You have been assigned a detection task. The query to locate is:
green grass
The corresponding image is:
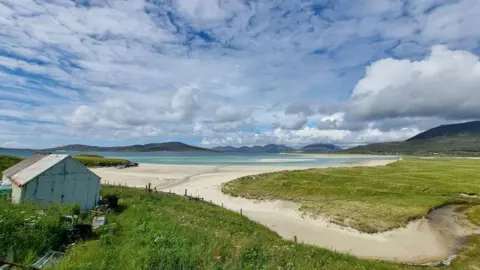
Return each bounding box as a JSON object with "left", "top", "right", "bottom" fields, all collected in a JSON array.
[
  {"left": 468, "top": 206, "right": 480, "bottom": 226},
  {"left": 73, "top": 154, "right": 105, "bottom": 159},
  {"left": 222, "top": 157, "right": 480, "bottom": 233},
  {"left": 0, "top": 197, "right": 72, "bottom": 265},
  {"left": 72, "top": 155, "right": 131, "bottom": 167},
  {"left": 0, "top": 154, "right": 23, "bottom": 178},
  {"left": 54, "top": 186, "right": 408, "bottom": 270}
]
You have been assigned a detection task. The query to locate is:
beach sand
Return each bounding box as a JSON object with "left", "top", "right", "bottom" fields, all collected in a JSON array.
[{"left": 92, "top": 158, "right": 477, "bottom": 264}]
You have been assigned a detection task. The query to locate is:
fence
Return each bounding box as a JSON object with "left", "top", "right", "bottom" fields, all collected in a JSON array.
[{"left": 102, "top": 181, "right": 300, "bottom": 243}]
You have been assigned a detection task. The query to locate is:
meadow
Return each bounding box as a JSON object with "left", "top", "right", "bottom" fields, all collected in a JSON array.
[{"left": 223, "top": 157, "right": 480, "bottom": 233}]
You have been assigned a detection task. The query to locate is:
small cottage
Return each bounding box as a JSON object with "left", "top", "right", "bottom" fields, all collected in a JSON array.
[{"left": 2, "top": 153, "right": 101, "bottom": 210}]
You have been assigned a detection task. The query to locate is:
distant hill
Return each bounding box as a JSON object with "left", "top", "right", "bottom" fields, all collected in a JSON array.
[
  {"left": 407, "top": 121, "right": 480, "bottom": 141},
  {"left": 45, "top": 142, "right": 213, "bottom": 152},
  {"left": 346, "top": 121, "right": 480, "bottom": 156},
  {"left": 211, "top": 144, "right": 294, "bottom": 153},
  {"left": 301, "top": 143, "right": 342, "bottom": 152}
]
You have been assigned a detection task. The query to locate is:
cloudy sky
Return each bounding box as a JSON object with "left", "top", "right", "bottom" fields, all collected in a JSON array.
[{"left": 1, "top": 0, "right": 480, "bottom": 149}]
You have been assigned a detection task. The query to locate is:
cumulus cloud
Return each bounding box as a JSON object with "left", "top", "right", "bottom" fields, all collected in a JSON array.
[
  {"left": 1, "top": 0, "right": 480, "bottom": 148},
  {"left": 273, "top": 115, "right": 308, "bottom": 131},
  {"left": 349, "top": 46, "right": 480, "bottom": 121},
  {"left": 214, "top": 105, "right": 247, "bottom": 123},
  {"left": 202, "top": 126, "right": 419, "bottom": 148}
]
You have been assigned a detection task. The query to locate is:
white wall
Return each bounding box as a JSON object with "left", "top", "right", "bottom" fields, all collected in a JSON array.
[{"left": 19, "top": 157, "right": 100, "bottom": 210}]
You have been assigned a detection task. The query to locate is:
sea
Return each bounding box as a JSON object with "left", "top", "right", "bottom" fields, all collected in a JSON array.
[{"left": 0, "top": 149, "right": 397, "bottom": 167}]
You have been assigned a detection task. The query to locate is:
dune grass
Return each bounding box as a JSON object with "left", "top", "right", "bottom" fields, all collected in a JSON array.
[{"left": 222, "top": 157, "right": 480, "bottom": 233}]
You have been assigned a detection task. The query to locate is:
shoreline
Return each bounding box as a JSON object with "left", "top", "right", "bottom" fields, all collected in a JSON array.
[{"left": 91, "top": 157, "right": 478, "bottom": 264}]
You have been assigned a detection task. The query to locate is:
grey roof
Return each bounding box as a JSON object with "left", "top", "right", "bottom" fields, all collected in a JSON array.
[
  {"left": 4, "top": 154, "right": 70, "bottom": 186},
  {"left": 2, "top": 153, "right": 50, "bottom": 178}
]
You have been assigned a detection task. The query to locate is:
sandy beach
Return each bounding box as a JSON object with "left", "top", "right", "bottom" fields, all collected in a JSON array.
[{"left": 92, "top": 158, "right": 477, "bottom": 264}]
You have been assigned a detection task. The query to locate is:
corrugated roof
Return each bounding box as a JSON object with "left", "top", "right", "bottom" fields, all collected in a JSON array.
[
  {"left": 2, "top": 153, "right": 49, "bottom": 178},
  {"left": 9, "top": 154, "right": 69, "bottom": 186}
]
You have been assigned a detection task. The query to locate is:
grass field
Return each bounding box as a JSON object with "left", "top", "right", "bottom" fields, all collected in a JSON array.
[
  {"left": 55, "top": 186, "right": 410, "bottom": 270},
  {"left": 222, "top": 158, "right": 480, "bottom": 233}
]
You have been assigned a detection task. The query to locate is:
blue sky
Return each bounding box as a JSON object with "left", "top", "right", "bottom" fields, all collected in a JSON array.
[{"left": 1, "top": 0, "right": 480, "bottom": 148}]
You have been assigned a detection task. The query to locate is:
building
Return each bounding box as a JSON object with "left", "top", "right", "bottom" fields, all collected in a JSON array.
[{"left": 2, "top": 153, "right": 101, "bottom": 210}]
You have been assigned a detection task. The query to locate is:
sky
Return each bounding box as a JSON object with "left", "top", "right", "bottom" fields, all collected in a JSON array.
[{"left": 0, "top": 0, "right": 480, "bottom": 149}]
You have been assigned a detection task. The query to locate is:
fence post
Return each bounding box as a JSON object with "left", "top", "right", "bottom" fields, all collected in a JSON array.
[
  {"left": 154, "top": 187, "right": 157, "bottom": 193},
  {"left": 240, "top": 208, "right": 243, "bottom": 215},
  {"left": 294, "top": 235, "right": 297, "bottom": 243},
  {"left": 184, "top": 189, "right": 187, "bottom": 196},
  {"left": 148, "top": 183, "right": 151, "bottom": 192},
  {"left": 221, "top": 203, "right": 223, "bottom": 208}
]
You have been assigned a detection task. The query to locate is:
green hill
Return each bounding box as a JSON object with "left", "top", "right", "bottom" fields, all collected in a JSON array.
[
  {"left": 407, "top": 121, "right": 480, "bottom": 141},
  {"left": 346, "top": 121, "right": 480, "bottom": 156},
  {"left": 45, "top": 142, "right": 213, "bottom": 152}
]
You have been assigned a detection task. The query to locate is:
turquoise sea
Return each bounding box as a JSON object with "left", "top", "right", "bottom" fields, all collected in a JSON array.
[{"left": 0, "top": 149, "right": 397, "bottom": 167}]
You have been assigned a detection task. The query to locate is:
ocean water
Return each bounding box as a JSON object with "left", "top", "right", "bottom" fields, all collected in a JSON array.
[{"left": 0, "top": 149, "right": 397, "bottom": 167}]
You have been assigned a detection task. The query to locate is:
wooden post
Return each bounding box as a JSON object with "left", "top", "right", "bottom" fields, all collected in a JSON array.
[
  {"left": 145, "top": 185, "right": 148, "bottom": 192},
  {"left": 184, "top": 189, "right": 187, "bottom": 196},
  {"left": 148, "top": 183, "right": 151, "bottom": 192},
  {"left": 169, "top": 189, "right": 171, "bottom": 193},
  {"left": 154, "top": 187, "right": 157, "bottom": 193},
  {"left": 221, "top": 203, "right": 223, "bottom": 208},
  {"left": 294, "top": 235, "right": 297, "bottom": 243},
  {"left": 240, "top": 208, "right": 243, "bottom": 215}
]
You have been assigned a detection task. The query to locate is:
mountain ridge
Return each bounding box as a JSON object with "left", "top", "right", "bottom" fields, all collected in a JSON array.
[
  {"left": 301, "top": 143, "right": 342, "bottom": 152},
  {"left": 44, "top": 142, "right": 214, "bottom": 152},
  {"left": 346, "top": 120, "right": 480, "bottom": 156}
]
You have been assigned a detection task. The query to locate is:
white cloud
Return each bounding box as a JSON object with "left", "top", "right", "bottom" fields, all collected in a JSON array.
[
  {"left": 349, "top": 46, "right": 480, "bottom": 121},
  {"left": 202, "top": 126, "right": 419, "bottom": 148},
  {"left": 0, "top": 0, "right": 480, "bottom": 148},
  {"left": 214, "top": 104, "right": 246, "bottom": 123},
  {"left": 1, "top": 141, "right": 30, "bottom": 149}
]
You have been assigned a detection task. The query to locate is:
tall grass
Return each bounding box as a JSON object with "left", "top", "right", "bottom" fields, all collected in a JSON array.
[{"left": 0, "top": 198, "right": 71, "bottom": 265}]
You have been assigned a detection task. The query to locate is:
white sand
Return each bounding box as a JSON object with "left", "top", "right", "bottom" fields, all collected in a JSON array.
[
  {"left": 257, "top": 158, "right": 317, "bottom": 162},
  {"left": 92, "top": 158, "right": 476, "bottom": 264}
]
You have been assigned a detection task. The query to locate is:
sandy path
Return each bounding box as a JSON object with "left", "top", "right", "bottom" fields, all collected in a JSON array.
[{"left": 92, "top": 158, "right": 477, "bottom": 264}]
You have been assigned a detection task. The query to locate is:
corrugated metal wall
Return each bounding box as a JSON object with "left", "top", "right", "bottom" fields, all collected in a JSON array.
[{"left": 19, "top": 157, "right": 100, "bottom": 210}]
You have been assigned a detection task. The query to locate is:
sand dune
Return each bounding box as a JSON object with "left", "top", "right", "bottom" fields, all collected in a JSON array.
[{"left": 92, "top": 158, "right": 478, "bottom": 264}]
